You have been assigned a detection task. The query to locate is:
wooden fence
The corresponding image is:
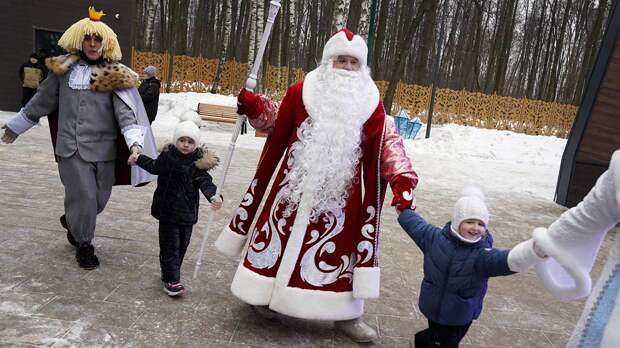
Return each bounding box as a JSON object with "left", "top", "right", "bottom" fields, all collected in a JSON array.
[{"left": 132, "top": 48, "right": 576, "bottom": 138}]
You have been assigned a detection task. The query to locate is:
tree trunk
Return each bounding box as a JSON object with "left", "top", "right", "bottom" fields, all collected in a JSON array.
[
  {"left": 384, "top": 0, "right": 433, "bottom": 114},
  {"left": 372, "top": 0, "right": 390, "bottom": 79},
  {"left": 546, "top": 0, "right": 572, "bottom": 101},
  {"left": 211, "top": 0, "right": 232, "bottom": 93},
  {"left": 357, "top": 0, "right": 372, "bottom": 39},
  {"left": 413, "top": 0, "right": 438, "bottom": 85},
  {"left": 287, "top": 0, "right": 297, "bottom": 85},
  {"left": 331, "top": 0, "right": 351, "bottom": 33},
  {"left": 574, "top": 0, "right": 609, "bottom": 104}
]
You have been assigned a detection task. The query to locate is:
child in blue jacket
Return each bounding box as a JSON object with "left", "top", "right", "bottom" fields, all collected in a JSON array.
[{"left": 398, "top": 187, "right": 546, "bottom": 347}]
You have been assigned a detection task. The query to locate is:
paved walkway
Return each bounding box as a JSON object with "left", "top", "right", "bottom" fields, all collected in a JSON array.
[{"left": 0, "top": 115, "right": 611, "bottom": 347}]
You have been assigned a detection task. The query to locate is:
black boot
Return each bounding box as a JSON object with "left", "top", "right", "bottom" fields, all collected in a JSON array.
[
  {"left": 76, "top": 243, "right": 99, "bottom": 270},
  {"left": 60, "top": 215, "right": 77, "bottom": 247}
]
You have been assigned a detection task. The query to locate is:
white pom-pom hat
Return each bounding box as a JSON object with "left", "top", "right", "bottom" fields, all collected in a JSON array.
[
  {"left": 173, "top": 121, "right": 200, "bottom": 145},
  {"left": 321, "top": 28, "right": 368, "bottom": 66},
  {"left": 179, "top": 110, "right": 202, "bottom": 127},
  {"left": 452, "top": 186, "right": 489, "bottom": 229}
]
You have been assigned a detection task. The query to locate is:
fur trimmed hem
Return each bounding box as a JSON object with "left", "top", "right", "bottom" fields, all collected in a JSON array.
[
  {"left": 352, "top": 267, "right": 381, "bottom": 299},
  {"left": 231, "top": 263, "right": 274, "bottom": 305},
  {"left": 231, "top": 263, "right": 364, "bottom": 320},
  {"left": 215, "top": 225, "right": 247, "bottom": 257},
  {"left": 269, "top": 283, "right": 364, "bottom": 321},
  {"left": 45, "top": 54, "right": 139, "bottom": 91}
]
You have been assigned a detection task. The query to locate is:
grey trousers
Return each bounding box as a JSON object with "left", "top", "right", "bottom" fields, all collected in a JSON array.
[{"left": 57, "top": 152, "right": 115, "bottom": 244}]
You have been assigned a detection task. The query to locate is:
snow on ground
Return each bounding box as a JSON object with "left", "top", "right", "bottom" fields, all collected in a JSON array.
[
  {"left": 0, "top": 91, "right": 567, "bottom": 201},
  {"left": 155, "top": 92, "right": 566, "bottom": 201}
]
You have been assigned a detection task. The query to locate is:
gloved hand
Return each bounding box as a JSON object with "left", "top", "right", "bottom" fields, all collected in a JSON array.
[
  {"left": 237, "top": 88, "right": 263, "bottom": 119},
  {"left": 390, "top": 175, "right": 416, "bottom": 211},
  {"left": 210, "top": 195, "right": 223, "bottom": 210},
  {"left": 1, "top": 125, "right": 18, "bottom": 144}
]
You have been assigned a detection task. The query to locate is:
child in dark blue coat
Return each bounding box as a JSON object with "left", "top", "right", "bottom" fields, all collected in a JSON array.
[
  {"left": 129, "top": 118, "right": 222, "bottom": 297},
  {"left": 398, "top": 187, "right": 546, "bottom": 347}
]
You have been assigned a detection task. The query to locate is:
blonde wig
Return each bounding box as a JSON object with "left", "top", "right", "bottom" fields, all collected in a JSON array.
[{"left": 57, "top": 7, "right": 122, "bottom": 62}]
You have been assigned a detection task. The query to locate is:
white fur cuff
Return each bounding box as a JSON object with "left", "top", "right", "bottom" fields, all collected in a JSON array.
[
  {"left": 6, "top": 109, "right": 36, "bottom": 135},
  {"left": 352, "top": 267, "right": 380, "bottom": 299},
  {"left": 215, "top": 225, "right": 248, "bottom": 257},
  {"left": 533, "top": 227, "right": 592, "bottom": 300},
  {"left": 611, "top": 150, "right": 620, "bottom": 213},
  {"left": 121, "top": 125, "right": 146, "bottom": 148},
  {"left": 507, "top": 238, "right": 547, "bottom": 273}
]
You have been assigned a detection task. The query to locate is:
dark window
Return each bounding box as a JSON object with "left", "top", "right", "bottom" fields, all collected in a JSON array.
[{"left": 35, "top": 29, "right": 65, "bottom": 59}]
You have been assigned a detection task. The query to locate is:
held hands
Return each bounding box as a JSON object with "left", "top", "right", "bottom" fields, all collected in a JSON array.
[
  {"left": 210, "top": 195, "right": 223, "bottom": 210},
  {"left": 1, "top": 125, "right": 18, "bottom": 144},
  {"left": 127, "top": 144, "right": 142, "bottom": 165}
]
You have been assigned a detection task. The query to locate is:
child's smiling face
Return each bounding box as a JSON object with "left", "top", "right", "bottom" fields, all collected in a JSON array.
[
  {"left": 458, "top": 219, "right": 486, "bottom": 241},
  {"left": 175, "top": 136, "right": 196, "bottom": 155}
]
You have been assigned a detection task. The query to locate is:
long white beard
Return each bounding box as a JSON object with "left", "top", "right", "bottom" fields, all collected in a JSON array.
[{"left": 282, "top": 63, "right": 375, "bottom": 220}]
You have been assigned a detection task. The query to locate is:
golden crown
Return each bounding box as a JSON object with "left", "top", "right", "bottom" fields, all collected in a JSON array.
[{"left": 88, "top": 6, "right": 105, "bottom": 21}]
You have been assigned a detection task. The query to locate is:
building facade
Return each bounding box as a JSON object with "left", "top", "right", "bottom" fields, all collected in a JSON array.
[{"left": 0, "top": 0, "right": 134, "bottom": 112}]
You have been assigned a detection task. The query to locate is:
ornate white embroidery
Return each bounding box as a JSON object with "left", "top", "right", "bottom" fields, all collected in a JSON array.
[
  {"left": 357, "top": 206, "right": 376, "bottom": 265},
  {"left": 403, "top": 188, "right": 414, "bottom": 201},
  {"left": 299, "top": 209, "right": 354, "bottom": 286},
  {"left": 232, "top": 179, "right": 257, "bottom": 233},
  {"left": 361, "top": 206, "right": 376, "bottom": 240}
]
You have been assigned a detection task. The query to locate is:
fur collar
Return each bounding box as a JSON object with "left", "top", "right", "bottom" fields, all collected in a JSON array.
[
  {"left": 161, "top": 143, "right": 220, "bottom": 171},
  {"left": 45, "top": 54, "right": 139, "bottom": 91}
]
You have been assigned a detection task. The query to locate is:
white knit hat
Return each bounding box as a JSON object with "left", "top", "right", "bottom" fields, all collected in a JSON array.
[
  {"left": 173, "top": 121, "right": 200, "bottom": 145},
  {"left": 321, "top": 28, "right": 368, "bottom": 66},
  {"left": 452, "top": 186, "right": 489, "bottom": 229}
]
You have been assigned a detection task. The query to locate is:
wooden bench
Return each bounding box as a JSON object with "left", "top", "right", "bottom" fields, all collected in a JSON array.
[{"left": 197, "top": 102, "right": 268, "bottom": 137}]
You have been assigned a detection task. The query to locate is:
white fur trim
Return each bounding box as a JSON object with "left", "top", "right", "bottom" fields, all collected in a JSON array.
[
  {"left": 230, "top": 262, "right": 274, "bottom": 305},
  {"left": 507, "top": 239, "right": 546, "bottom": 272},
  {"left": 6, "top": 109, "right": 36, "bottom": 135},
  {"left": 214, "top": 225, "right": 248, "bottom": 257},
  {"left": 352, "top": 267, "right": 380, "bottom": 299},
  {"left": 321, "top": 30, "right": 368, "bottom": 66},
  {"left": 269, "top": 283, "right": 363, "bottom": 321},
  {"left": 274, "top": 192, "right": 312, "bottom": 287},
  {"left": 302, "top": 69, "right": 379, "bottom": 126},
  {"left": 121, "top": 125, "right": 146, "bottom": 148},
  {"left": 533, "top": 227, "right": 592, "bottom": 300},
  {"left": 611, "top": 150, "right": 620, "bottom": 213}
]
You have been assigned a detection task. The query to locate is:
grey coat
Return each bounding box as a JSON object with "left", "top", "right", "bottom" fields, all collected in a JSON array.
[{"left": 22, "top": 60, "right": 138, "bottom": 162}]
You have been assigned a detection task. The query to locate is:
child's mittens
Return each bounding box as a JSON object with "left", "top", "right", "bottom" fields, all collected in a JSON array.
[{"left": 507, "top": 238, "right": 548, "bottom": 273}]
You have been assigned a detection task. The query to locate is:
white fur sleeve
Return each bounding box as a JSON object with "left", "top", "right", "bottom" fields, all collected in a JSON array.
[{"left": 507, "top": 238, "right": 547, "bottom": 272}]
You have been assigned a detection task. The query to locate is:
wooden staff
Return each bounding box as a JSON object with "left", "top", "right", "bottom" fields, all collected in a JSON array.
[{"left": 194, "top": 0, "right": 282, "bottom": 279}]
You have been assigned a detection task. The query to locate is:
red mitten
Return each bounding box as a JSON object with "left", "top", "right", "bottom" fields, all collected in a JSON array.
[
  {"left": 237, "top": 88, "right": 264, "bottom": 119},
  {"left": 390, "top": 175, "right": 416, "bottom": 211}
]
